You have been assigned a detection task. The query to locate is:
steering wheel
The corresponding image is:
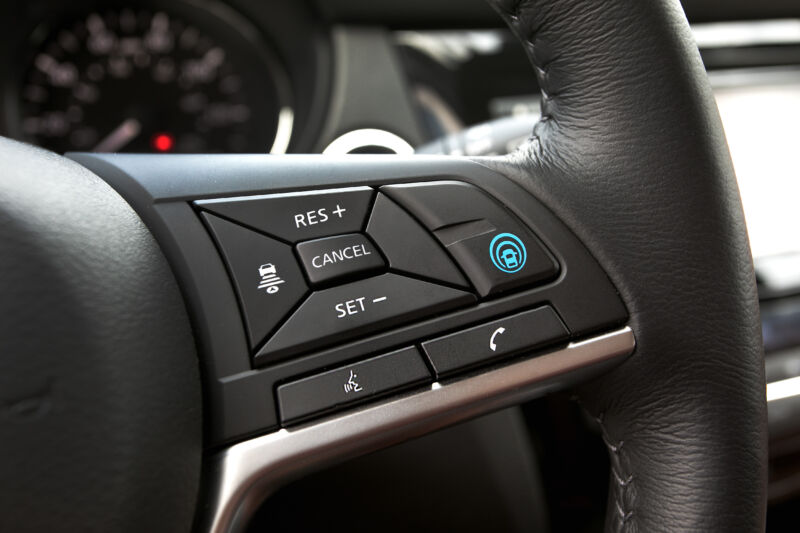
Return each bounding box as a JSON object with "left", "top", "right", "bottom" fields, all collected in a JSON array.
[{"left": 0, "top": 0, "right": 766, "bottom": 531}]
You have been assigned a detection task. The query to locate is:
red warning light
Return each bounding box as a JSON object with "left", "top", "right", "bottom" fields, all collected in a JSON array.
[{"left": 152, "top": 133, "right": 175, "bottom": 152}]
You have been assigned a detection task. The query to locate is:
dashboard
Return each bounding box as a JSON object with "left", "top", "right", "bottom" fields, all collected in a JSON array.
[{"left": 0, "top": 0, "right": 330, "bottom": 154}]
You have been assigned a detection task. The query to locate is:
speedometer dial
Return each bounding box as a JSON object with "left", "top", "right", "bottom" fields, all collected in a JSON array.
[{"left": 17, "top": 4, "right": 292, "bottom": 153}]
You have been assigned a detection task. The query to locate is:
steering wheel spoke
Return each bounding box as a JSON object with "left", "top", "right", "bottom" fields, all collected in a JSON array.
[{"left": 63, "top": 151, "right": 635, "bottom": 530}]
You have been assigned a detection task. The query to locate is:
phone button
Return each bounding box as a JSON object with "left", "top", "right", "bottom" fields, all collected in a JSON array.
[{"left": 421, "top": 306, "right": 569, "bottom": 377}]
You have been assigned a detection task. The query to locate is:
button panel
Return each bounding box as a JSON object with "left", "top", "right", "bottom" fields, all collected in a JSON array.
[
  {"left": 194, "top": 181, "right": 578, "bottom": 424},
  {"left": 421, "top": 306, "right": 569, "bottom": 377},
  {"left": 296, "top": 233, "right": 384, "bottom": 286},
  {"left": 195, "top": 182, "right": 566, "bottom": 369},
  {"left": 277, "top": 346, "right": 431, "bottom": 424},
  {"left": 255, "top": 273, "right": 475, "bottom": 365}
]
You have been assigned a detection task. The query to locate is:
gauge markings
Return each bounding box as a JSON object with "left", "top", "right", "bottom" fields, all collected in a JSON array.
[{"left": 18, "top": 6, "right": 285, "bottom": 153}]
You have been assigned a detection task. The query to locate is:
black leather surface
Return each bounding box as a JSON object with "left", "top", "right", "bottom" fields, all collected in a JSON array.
[
  {"left": 483, "top": 0, "right": 767, "bottom": 530},
  {"left": 0, "top": 138, "right": 202, "bottom": 532}
]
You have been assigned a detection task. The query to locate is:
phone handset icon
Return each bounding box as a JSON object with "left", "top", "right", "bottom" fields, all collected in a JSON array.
[{"left": 489, "top": 327, "right": 506, "bottom": 352}]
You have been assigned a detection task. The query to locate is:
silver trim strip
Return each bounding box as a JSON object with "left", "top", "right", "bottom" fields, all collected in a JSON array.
[
  {"left": 322, "top": 128, "right": 415, "bottom": 155},
  {"left": 204, "top": 326, "right": 635, "bottom": 533}
]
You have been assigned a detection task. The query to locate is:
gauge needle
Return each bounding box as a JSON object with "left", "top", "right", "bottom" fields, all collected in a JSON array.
[{"left": 93, "top": 118, "right": 142, "bottom": 152}]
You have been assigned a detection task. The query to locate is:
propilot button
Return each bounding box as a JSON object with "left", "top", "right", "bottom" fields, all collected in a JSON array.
[
  {"left": 296, "top": 233, "right": 385, "bottom": 285},
  {"left": 195, "top": 187, "right": 374, "bottom": 243},
  {"left": 382, "top": 181, "right": 558, "bottom": 297},
  {"left": 490, "top": 233, "right": 527, "bottom": 273}
]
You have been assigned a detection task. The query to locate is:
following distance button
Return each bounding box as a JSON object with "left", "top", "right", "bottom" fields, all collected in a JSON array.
[
  {"left": 296, "top": 233, "right": 385, "bottom": 285},
  {"left": 201, "top": 213, "right": 309, "bottom": 348},
  {"left": 421, "top": 306, "right": 569, "bottom": 377}
]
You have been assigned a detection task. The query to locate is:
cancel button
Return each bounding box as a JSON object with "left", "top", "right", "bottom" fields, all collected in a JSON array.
[{"left": 296, "top": 233, "right": 385, "bottom": 285}]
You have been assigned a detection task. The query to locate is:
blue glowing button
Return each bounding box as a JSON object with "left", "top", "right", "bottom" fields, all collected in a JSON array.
[
  {"left": 442, "top": 227, "right": 556, "bottom": 296},
  {"left": 490, "top": 233, "right": 527, "bottom": 273}
]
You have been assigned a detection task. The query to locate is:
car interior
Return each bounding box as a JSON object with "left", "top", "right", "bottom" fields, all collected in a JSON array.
[{"left": 1, "top": 0, "right": 798, "bottom": 531}]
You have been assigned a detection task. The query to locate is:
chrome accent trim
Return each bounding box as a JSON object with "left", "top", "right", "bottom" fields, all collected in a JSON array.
[
  {"left": 204, "top": 326, "right": 635, "bottom": 533},
  {"left": 322, "top": 128, "right": 415, "bottom": 155}
]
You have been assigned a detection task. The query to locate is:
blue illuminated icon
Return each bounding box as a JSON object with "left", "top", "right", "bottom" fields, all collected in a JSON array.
[{"left": 489, "top": 233, "right": 527, "bottom": 273}]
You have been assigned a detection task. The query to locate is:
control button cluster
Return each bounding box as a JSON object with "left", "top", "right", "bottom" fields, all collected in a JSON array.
[{"left": 195, "top": 181, "right": 562, "bottom": 366}]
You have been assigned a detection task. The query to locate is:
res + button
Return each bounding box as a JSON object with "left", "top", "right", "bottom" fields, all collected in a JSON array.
[{"left": 196, "top": 187, "right": 374, "bottom": 243}]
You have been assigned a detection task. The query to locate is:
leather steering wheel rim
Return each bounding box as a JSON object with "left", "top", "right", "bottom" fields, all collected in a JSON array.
[
  {"left": 485, "top": 0, "right": 767, "bottom": 530},
  {"left": 0, "top": 0, "right": 766, "bottom": 531}
]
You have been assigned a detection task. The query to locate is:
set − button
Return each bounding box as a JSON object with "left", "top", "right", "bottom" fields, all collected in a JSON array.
[
  {"left": 255, "top": 273, "right": 476, "bottom": 366},
  {"left": 296, "top": 233, "right": 385, "bottom": 285}
]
